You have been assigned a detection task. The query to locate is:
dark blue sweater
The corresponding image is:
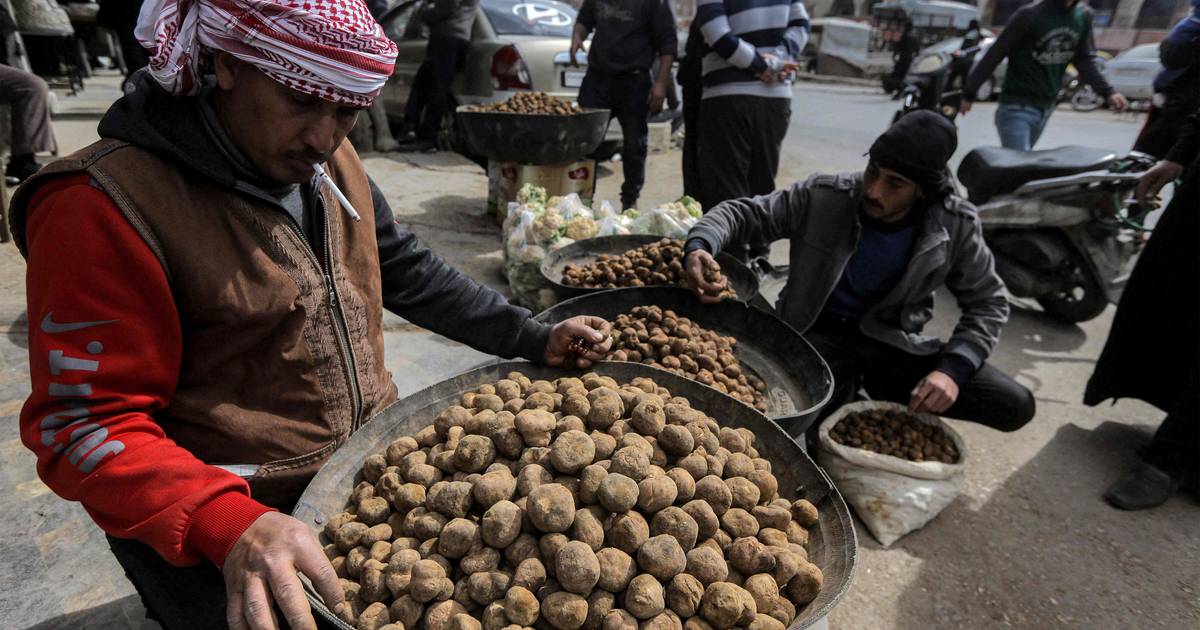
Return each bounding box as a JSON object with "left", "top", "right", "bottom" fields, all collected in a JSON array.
[{"left": 825, "top": 214, "right": 917, "bottom": 321}]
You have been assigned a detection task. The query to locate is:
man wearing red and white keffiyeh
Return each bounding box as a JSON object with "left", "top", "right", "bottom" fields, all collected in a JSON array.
[
  {"left": 12, "top": 1, "right": 615, "bottom": 629},
  {"left": 136, "top": 0, "right": 397, "bottom": 106}
]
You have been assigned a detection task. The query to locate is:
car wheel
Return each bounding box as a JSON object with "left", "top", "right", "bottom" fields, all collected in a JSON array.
[{"left": 975, "top": 78, "right": 995, "bottom": 101}]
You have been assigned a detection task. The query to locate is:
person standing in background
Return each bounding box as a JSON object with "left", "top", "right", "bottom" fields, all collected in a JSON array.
[
  {"left": 570, "top": 0, "right": 678, "bottom": 210},
  {"left": 886, "top": 20, "right": 920, "bottom": 97},
  {"left": 98, "top": 0, "right": 150, "bottom": 80},
  {"left": 1085, "top": 108, "right": 1198, "bottom": 511},
  {"left": 401, "top": 0, "right": 479, "bottom": 151},
  {"left": 678, "top": 18, "right": 704, "bottom": 200},
  {"left": 0, "top": 2, "right": 56, "bottom": 182},
  {"left": 694, "top": 0, "right": 810, "bottom": 260},
  {"left": 1133, "top": 0, "right": 1199, "bottom": 159},
  {"left": 946, "top": 19, "right": 983, "bottom": 92},
  {"left": 962, "top": 0, "right": 1126, "bottom": 151}
]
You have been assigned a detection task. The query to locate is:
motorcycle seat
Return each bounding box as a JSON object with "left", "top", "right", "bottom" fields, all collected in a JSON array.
[{"left": 957, "top": 145, "right": 1119, "bottom": 203}]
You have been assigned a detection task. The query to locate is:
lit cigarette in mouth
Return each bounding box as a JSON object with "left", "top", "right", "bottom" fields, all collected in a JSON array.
[{"left": 313, "top": 163, "right": 361, "bottom": 222}]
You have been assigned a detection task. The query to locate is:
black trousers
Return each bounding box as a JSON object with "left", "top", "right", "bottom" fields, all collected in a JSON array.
[
  {"left": 107, "top": 536, "right": 339, "bottom": 630},
  {"left": 404, "top": 34, "right": 468, "bottom": 141},
  {"left": 680, "top": 76, "right": 702, "bottom": 200},
  {"left": 1143, "top": 365, "right": 1199, "bottom": 484},
  {"left": 579, "top": 68, "right": 651, "bottom": 208},
  {"left": 806, "top": 316, "right": 1036, "bottom": 433},
  {"left": 697, "top": 95, "right": 790, "bottom": 258}
]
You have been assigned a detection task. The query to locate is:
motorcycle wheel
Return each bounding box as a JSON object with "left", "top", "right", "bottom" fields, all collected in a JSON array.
[
  {"left": 1071, "top": 85, "right": 1103, "bottom": 112},
  {"left": 1036, "top": 255, "right": 1109, "bottom": 323}
]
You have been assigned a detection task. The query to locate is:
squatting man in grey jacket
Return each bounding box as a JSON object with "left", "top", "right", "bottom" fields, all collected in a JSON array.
[{"left": 683, "top": 111, "right": 1036, "bottom": 431}]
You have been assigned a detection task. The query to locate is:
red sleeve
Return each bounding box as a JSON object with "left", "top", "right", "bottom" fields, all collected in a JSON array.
[{"left": 20, "top": 174, "right": 273, "bottom": 568}]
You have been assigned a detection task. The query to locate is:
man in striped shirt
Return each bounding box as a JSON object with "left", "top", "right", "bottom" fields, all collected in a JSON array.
[{"left": 694, "top": 0, "right": 809, "bottom": 259}]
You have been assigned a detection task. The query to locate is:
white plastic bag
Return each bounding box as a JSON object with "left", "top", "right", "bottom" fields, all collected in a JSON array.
[
  {"left": 629, "top": 205, "right": 698, "bottom": 239},
  {"left": 817, "top": 401, "right": 967, "bottom": 547},
  {"left": 554, "top": 193, "right": 592, "bottom": 222}
]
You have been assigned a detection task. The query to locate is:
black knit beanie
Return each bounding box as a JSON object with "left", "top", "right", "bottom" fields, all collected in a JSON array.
[{"left": 868, "top": 111, "right": 958, "bottom": 195}]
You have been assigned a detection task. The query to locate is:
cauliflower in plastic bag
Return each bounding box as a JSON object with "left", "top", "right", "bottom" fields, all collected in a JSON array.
[
  {"left": 677, "top": 195, "right": 702, "bottom": 218},
  {"left": 597, "top": 214, "right": 632, "bottom": 236},
  {"left": 594, "top": 200, "right": 619, "bottom": 220},
  {"left": 532, "top": 208, "right": 564, "bottom": 243},
  {"left": 555, "top": 193, "right": 592, "bottom": 222},
  {"left": 517, "top": 183, "right": 547, "bottom": 208},
  {"left": 629, "top": 203, "right": 699, "bottom": 239},
  {"left": 565, "top": 216, "right": 599, "bottom": 240},
  {"left": 515, "top": 244, "right": 546, "bottom": 264}
]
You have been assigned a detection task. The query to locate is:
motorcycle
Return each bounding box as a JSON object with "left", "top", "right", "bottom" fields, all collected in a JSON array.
[
  {"left": 892, "top": 56, "right": 1156, "bottom": 323},
  {"left": 892, "top": 52, "right": 968, "bottom": 124},
  {"left": 957, "top": 148, "right": 1156, "bottom": 322}
]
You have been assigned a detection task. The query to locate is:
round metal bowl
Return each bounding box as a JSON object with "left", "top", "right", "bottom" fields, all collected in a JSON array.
[
  {"left": 535, "top": 286, "right": 834, "bottom": 436},
  {"left": 540, "top": 234, "right": 760, "bottom": 304},
  {"left": 456, "top": 106, "right": 611, "bottom": 165},
  {"left": 294, "top": 361, "right": 856, "bottom": 630}
]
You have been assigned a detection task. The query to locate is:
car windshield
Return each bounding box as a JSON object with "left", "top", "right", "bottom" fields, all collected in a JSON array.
[{"left": 484, "top": 0, "right": 577, "bottom": 37}]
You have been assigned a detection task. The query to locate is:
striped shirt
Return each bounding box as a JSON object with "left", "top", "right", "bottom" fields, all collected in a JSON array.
[{"left": 695, "top": 0, "right": 810, "bottom": 99}]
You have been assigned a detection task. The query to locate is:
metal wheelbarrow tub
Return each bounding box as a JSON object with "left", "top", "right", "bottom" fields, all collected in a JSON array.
[
  {"left": 540, "top": 234, "right": 760, "bottom": 304},
  {"left": 534, "top": 286, "right": 834, "bottom": 435},
  {"left": 456, "top": 106, "right": 611, "bottom": 165},
  {"left": 293, "top": 361, "right": 856, "bottom": 630}
]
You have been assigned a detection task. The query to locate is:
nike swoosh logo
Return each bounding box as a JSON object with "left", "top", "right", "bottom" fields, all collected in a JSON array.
[{"left": 40, "top": 312, "right": 118, "bottom": 334}]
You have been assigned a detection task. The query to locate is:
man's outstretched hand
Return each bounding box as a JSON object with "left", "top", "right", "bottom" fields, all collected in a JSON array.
[
  {"left": 910, "top": 370, "right": 959, "bottom": 414},
  {"left": 684, "top": 249, "right": 728, "bottom": 303},
  {"left": 545, "top": 316, "right": 613, "bottom": 368},
  {"left": 224, "top": 512, "right": 344, "bottom": 630},
  {"left": 1136, "top": 159, "right": 1184, "bottom": 206}
]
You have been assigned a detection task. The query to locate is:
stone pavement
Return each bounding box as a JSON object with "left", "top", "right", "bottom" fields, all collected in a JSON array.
[{"left": 1, "top": 75, "right": 1196, "bottom": 630}]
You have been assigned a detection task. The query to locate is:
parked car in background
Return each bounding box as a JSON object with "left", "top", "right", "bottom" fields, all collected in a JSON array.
[
  {"left": 377, "top": 0, "right": 621, "bottom": 157},
  {"left": 1101, "top": 43, "right": 1160, "bottom": 101},
  {"left": 1070, "top": 43, "right": 1159, "bottom": 111}
]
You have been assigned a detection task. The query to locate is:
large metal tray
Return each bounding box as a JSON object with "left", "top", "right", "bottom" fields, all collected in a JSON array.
[
  {"left": 456, "top": 106, "right": 610, "bottom": 165},
  {"left": 540, "top": 234, "right": 760, "bottom": 303},
  {"left": 294, "top": 361, "right": 856, "bottom": 630},
  {"left": 535, "top": 287, "right": 834, "bottom": 435}
]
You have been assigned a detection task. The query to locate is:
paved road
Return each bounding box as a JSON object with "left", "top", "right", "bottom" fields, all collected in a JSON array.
[
  {"left": 602, "top": 82, "right": 1148, "bottom": 209},
  {"left": 0, "top": 79, "right": 1195, "bottom": 629}
]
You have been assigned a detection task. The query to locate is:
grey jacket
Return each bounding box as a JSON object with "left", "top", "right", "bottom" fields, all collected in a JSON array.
[{"left": 687, "top": 172, "right": 1009, "bottom": 371}]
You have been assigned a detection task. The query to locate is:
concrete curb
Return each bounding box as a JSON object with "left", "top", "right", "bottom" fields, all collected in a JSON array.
[{"left": 795, "top": 73, "right": 882, "bottom": 89}]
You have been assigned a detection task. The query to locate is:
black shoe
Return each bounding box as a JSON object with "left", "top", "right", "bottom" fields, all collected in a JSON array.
[
  {"left": 1104, "top": 462, "right": 1182, "bottom": 510},
  {"left": 5, "top": 154, "right": 41, "bottom": 184}
]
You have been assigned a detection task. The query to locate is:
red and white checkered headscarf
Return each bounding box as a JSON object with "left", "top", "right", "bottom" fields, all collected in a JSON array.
[{"left": 135, "top": 0, "right": 397, "bottom": 107}]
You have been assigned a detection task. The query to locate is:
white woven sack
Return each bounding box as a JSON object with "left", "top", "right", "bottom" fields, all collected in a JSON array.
[{"left": 817, "top": 401, "right": 967, "bottom": 547}]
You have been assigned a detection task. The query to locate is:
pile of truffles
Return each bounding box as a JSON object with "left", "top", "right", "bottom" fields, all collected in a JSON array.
[
  {"left": 323, "top": 371, "right": 823, "bottom": 630},
  {"left": 469, "top": 92, "right": 583, "bottom": 115},
  {"left": 606, "top": 306, "right": 766, "bottom": 412},
  {"left": 830, "top": 408, "right": 960, "bottom": 464},
  {"left": 561, "top": 239, "right": 737, "bottom": 300}
]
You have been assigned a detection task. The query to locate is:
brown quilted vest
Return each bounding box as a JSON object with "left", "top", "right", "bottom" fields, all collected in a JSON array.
[{"left": 12, "top": 138, "right": 399, "bottom": 508}]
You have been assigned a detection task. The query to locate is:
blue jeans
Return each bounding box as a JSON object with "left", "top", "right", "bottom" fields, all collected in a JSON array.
[{"left": 994, "top": 102, "right": 1053, "bottom": 151}]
